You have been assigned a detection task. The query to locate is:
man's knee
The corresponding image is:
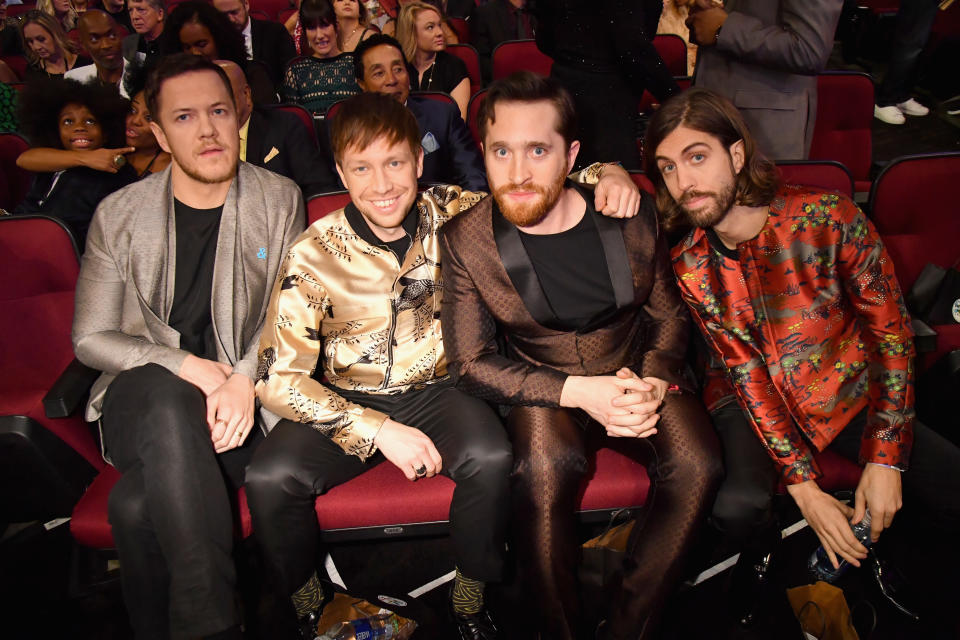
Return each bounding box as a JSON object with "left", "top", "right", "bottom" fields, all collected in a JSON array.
[
  {"left": 107, "top": 475, "right": 149, "bottom": 533},
  {"left": 245, "top": 439, "right": 317, "bottom": 508},
  {"left": 710, "top": 482, "right": 775, "bottom": 540},
  {"left": 110, "top": 364, "right": 205, "bottom": 424},
  {"left": 511, "top": 446, "right": 588, "bottom": 493},
  {"left": 456, "top": 439, "right": 513, "bottom": 484}
]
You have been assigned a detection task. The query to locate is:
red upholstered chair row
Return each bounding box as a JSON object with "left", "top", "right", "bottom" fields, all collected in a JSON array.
[
  {"left": 6, "top": 2, "right": 36, "bottom": 17},
  {"left": 809, "top": 71, "right": 874, "bottom": 196},
  {"left": 777, "top": 160, "right": 855, "bottom": 198},
  {"left": 492, "top": 39, "right": 552, "bottom": 81},
  {"left": 0, "top": 216, "right": 102, "bottom": 524},
  {"left": 249, "top": 0, "right": 292, "bottom": 21},
  {"left": 1, "top": 54, "right": 28, "bottom": 81},
  {"left": 868, "top": 152, "right": 960, "bottom": 369},
  {"left": 447, "top": 43, "right": 481, "bottom": 97},
  {"left": 0, "top": 133, "right": 32, "bottom": 212},
  {"left": 447, "top": 16, "right": 470, "bottom": 44}
]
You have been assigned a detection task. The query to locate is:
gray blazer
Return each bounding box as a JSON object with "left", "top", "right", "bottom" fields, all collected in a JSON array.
[
  {"left": 72, "top": 163, "right": 305, "bottom": 433},
  {"left": 693, "top": 0, "right": 843, "bottom": 160}
]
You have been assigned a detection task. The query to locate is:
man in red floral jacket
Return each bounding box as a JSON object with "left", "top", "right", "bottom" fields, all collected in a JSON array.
[{"left": 644, "top": 88, "right": 960, "bottom": 622}]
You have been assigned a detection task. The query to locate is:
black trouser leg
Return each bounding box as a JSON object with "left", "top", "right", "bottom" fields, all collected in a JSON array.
[
  {"left": 102, "top": 363, "right": 252, "bottom": 639},
  {"left": 876, "top": 0, "right": 940, "bottom": 106}
]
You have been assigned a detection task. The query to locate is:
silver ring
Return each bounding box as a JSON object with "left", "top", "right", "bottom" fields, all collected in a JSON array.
[{"left": 415, "top": 464, "right": 427, "bottom": 477}]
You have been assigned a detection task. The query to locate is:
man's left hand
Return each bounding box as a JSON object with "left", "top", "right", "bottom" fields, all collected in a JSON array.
[
  {"left": 595, "top": 164, "right": 641, "bottom": 218},
  {"left": 206, "top": 373, "right": 256, "bottom": 453},
  {"left": 686, "top": 7, "right": 727, "bottom": 46},
  {"left": 854, "top": 463, "right": 903, "bottom": 542}
]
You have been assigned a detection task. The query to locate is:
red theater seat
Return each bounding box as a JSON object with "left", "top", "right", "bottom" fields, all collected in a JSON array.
[
  {"left": 1, "top": 54, "right": 27, "bottom": 80},
  {"left": 777, "top": 160, "right": 855, "bottom": 199},
  {"left": 492, "top": 39, "right": 553, "bottom": 80},
  {"left": 307, "top": 190, "right": 351, "bottom": 224},
  {"left": 447, "top": 17, "right": 470, "bottom": 44},
  {"left": 809, "top": 71, "right": 874, "bottom": 196},
  {"left": 249, "top": 0, "right": 290, "bottom": 20},
  {"left": 0, "top": 132, "right": 32, "bottom": 211},
  {"left": 653, "top": 34, "right": 687, "bottom": 76},
  {"left": 466, "top": 88, "right": 486, "bottom": 149},
  {"left": 270, "top": 102, "right": 318, "bottom": 148},
  {"left": 446, "top": 43, "right": 481, "bottom": 97}
]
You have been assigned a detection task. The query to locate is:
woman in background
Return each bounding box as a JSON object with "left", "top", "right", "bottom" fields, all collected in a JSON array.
[
  {"left": 281, "top": 0, "right": 358, "bottom": 116},
  {"left": 396, "top": 1, "right": 468, "bottom": 119},
  {"left": 334, "top": 0, "right": 377, "bottom": 52},
  {"left": 14, "top": 79, "right": 135, "bottom": 246},
  {"left": 36, "top": 0, "right": 78, "bottom": 32},
  {"left": 382, "top": 0, "right": 458, "bottom": 46},
  {"left": 20, "top": 11, "right": 90, "bottom": 81}
]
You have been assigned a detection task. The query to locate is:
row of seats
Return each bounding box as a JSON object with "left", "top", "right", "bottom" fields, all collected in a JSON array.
[{"left": 3, "top": 154, "right": 956, "bottom": 576}]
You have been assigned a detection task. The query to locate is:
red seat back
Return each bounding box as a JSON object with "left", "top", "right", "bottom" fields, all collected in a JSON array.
[
  {"left": 271, "top": 102, "right": 318, "bottom": 148},
  {"left": 307, "top": 190, "right": 351, "bottom": 224},
  {"left": 410, "top": 90, "right": 456, "bottom": 107},
  {"left": 7, "top": 2, "right": 36, "bottom": 17},
  {"left": 0, "top": 133, "right": 33, "bottom": 211},
  {"left": 249, "top": 8, "right": 272, "bottom": 21},
  {"left": 653, "top": 33, "right": 687, "bottom": 76},
  {"left": 447, "top": 16, "right": 470, "bottom": 43},
  {"left": 628, "top": 171, "right": 655, "bottom": 195},
  {"left": 278, "top": 7, "right": 297, "bottom": 23},
  {"left": 446, "top": 43, "right": 481, "bottom": 97},
  {"left": 1, "top": 55, "right": 27, "bottom": 80},
  {"left": 492, "top": 39, "right": 553, "bottom": 80},
  {"left": 466, "top": 87, "right": 486, "bottom": 149},
  {"left": 809, "top": 72, "right": 874, "bottom": 194},
  {"left": 249, "top": 0, "right": 290, "bottom": 20},
  {"left": 777, "top": 160, "right": 855, "bottom": 199}
]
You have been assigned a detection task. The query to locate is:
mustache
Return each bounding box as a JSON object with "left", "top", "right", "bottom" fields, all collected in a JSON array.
[
  {"left": 493, "top": 182, "right": 551, "bottom": 198},
  {"left": 679, "top": 190, "right": 717, "bottom": 204}
]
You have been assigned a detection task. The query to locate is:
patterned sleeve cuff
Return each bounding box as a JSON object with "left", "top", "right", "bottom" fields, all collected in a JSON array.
[{"left": 334, "top": 407, "right": 389, "bottom": 462}]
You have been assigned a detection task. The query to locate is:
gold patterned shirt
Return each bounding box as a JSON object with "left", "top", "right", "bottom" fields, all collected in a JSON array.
[{"left": 256, "top": 165, "right": 609, "bottom": 460}]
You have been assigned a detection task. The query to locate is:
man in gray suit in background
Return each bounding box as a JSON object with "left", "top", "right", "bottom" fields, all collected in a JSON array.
[
  {"left": 687, "top": 0, "right": 843, "bottom": 160},
  {"left": 72, "top": 53, "right": 303, "bottom": 639}
]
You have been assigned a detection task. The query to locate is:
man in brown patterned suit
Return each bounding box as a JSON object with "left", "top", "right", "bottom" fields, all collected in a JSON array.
[{"left": 439, "top": 72, "right": 723, "bottom": 640}]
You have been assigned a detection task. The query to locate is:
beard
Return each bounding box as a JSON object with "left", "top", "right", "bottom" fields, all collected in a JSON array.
[
  {"left": 174, "top": 145, "right": 238, "bottom": 185},
  {"left": 678, "top": 181, "right": 737, "bottom": 228},
  {"left": 492, "top": 166, "right": 567, "bottom": 228}
]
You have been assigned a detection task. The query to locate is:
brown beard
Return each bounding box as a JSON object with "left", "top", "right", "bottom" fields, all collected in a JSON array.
[
  {"left": 493, "top": 167, "right": 567, "bottom": 228},
  {"left": 174, "top": 146, "right": 238, "bottom": 185},
  {"left": 679, "top": 181, "right": 737, "bottom": 228}
]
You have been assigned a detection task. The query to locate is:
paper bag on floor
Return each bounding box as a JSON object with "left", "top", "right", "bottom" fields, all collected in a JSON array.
[
  {"left": 787, "top": 581, "right": 859, "bottom": 640},
  {"left": 315, "top": 593, "right": 417, "bottom": 639}
]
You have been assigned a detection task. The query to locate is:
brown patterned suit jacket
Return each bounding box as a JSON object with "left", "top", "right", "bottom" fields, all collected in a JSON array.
[{"left": 439, "top": 187, "right": 691, "bottom": 407}]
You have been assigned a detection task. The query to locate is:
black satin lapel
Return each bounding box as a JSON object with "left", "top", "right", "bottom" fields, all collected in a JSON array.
[
  {"left": 591, "top": 213, "right": 634, "bottom": 309},
  {"left": 492, "top": 207, "right": 560, "bottom": 328}
]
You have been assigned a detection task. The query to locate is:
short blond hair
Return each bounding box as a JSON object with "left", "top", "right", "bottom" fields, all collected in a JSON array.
[{"left": 396, "top": 1, "right": 442, "bottom": 63}]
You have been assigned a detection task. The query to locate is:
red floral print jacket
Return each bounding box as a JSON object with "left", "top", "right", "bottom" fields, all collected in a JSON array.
[{"left": 671, "top": 186, "right": 914, "bottom": 484}]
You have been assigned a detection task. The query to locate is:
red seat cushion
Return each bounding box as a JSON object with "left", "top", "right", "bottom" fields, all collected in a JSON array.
[
  {"left": 812, "top": 449, "right": 862, "bottom": 494},
  {"left": 71, "top": 465, "right": 120, "bottom": 549}
]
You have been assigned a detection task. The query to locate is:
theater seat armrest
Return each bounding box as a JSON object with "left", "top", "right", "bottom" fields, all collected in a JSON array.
[
  {"left": 912, "top": 317, "right": 937, "bottom": 354},
  {"left": 43, "top": 359, "right": 99, "bottom": 418}
]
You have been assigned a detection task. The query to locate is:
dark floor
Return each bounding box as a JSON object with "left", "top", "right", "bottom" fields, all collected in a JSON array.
[{"left": 3, "top": 39, "right": 960, "bottom": 640}]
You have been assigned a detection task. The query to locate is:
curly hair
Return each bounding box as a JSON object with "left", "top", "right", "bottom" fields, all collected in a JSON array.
[
  {"left": 160, "top": 1, "right": 247, "bottom": 66},
  {"left": 122, "top": 57, "right": 156, "bottom": 99},
  {"left": 18, "top": 78, "right": 129, "bottom": 149},
  {"left": 19, "top": 10, "right": 78, "bottom": 66}
]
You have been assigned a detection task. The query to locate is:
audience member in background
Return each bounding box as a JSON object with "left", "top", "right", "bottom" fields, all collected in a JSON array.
[
  {"left": 122, "top": 0, "right": 164, "bottom": 69},
  {"left": 218, "top": 59, "right": 336, "bottom": 197},
  {"left": 333, "top": 0, "right": 377, "bottom": 52},
  {"left": 0, "top": 58, "right": 16, "bottom": 82},
  {"left": 354, "top": 34, "right": 485, "bottom": 189},
  {"left": 37, "top": 0, "right": 79, "bottom": 32},
  {"left": 65, "top": 10, "right": 125, "bottom": 92},
  {"left": 212, "top": 0, "right": 297, "bottom": 90},
  {"left": 281, "top": 0, "right": 358, "bottom": 116},
  {"left": 14, "top": 79, "right": 134, "bottom": 245},
  {"left": 687, "top": 0, "right": 842, "bottom": 159},
  {"left": 658, "top": 0, "right": 697, "bottom": 75},
  {"left": 71, "top": 54, "right": 303, "bottom": 640},
  {"left": 440, "top": 72, "right": 720, "bottom": 640},
  {"left": 101, "top": 0, "right": 134, "bottom": 33},
  {"left": 470, "top": 0, "right": 535, "bottom": 84},
  {"left": 535, "top": 0, "right": 679, "bottom": 170},
  {"left": 872, "top": 0, "right": 937, "bottom": 125},
  {"left": 397, "top": 1, "right": 468, "bottom": 120},
  {"left": 647, "top": 87, "right": 960, "bottom": 625},
  {"left": 285, "top": 0, "right": 307, "bottom": 53},
  {"left": 382, "top": 0, "right": 458, "bottom": 46},
  {"left": 1, "top": 0, "right": 24, "bottom": 55},
  {"left": 161, "top": 1, "right": 276, "bottom": 103},
  {"left": 20, "top": 12, "right": 91, "bottom": 81}
]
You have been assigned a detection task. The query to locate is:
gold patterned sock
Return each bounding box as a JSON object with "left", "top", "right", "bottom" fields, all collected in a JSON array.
[
  {"left": 451, "top": 567, "right": 484, "bottom": 616},
  {"left": 291, "top": 571, "right": 326, "bottom": 619}
]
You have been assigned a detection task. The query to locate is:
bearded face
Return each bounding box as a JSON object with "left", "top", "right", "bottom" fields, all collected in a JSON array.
[{"left": 492, "top": 161, "right": 568, "bottom": 227}]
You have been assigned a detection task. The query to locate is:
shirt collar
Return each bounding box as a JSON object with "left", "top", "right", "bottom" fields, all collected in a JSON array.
[{"left": 344, "top": 199, "right": 420, "bottom": 250}]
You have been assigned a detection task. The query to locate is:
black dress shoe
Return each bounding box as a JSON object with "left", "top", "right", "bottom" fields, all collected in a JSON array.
[
  {"left": 452, "top": 607, "right": 500, "bottom": 640},
  {"left": 297, "top": 609, "right": 322, "bottom": 640},
  {"left": 731, "top": 549, "right": 775, "bottom": 627}
]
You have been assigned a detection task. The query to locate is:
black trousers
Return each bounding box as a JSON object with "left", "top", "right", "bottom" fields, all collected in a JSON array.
[
  {"left": 876, "top": 0, "right": 940, "bottom": 106},
  {"left": 505, "top": 392, "right": 723, "bottom": 640},
  {"left": 244, "top": 380, "right": 513, "bottom": 602},
  {"left": 101, "top": 363, "right": 261, "bottom": 640},
  {"left": 710, "top": 402, "right": 960, "bottom": 543}
]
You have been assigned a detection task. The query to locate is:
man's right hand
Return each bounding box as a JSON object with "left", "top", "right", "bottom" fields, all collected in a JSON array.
[
  {"left": 560, "top": 372, "right": 661, "bottom": 438},
  {"left": 787, "top": 480, "right": 868, "bottom": 570},
  {"left": 178, "top": 354, "right": 233, "bottom": 396},
  {"left": 373, "top": 418, "right": 443, "bottom": 481}
]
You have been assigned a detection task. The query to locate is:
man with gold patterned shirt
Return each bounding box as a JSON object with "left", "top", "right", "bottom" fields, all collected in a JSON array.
[{"left": 245, "top": 91, "right": 642, "bottom": 640}]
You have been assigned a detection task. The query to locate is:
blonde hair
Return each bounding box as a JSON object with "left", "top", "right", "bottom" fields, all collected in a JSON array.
[
  {"left": 396, "top": 1, "right": 441, "bottom": 63},
  {"left": 36, "top": 0, "right": 80, "bottom": 31},
  {"left": 20, "top": 10, "right": 78, "bottom": 65}
]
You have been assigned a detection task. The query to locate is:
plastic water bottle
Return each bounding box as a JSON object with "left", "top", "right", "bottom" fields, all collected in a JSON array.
[
  {"left": 807, "top": 508, "right": 872, "bottom": 583},
  {"left": 319, "top": 613, "right": 401, "bottom": 640}
]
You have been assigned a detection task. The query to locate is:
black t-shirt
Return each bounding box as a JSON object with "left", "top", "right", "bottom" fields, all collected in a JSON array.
[
  {"left": 168, "top": 199, "right": 223, "bottom": 359},
  {"left": 518, "top": 207, "right": 616, "bottom": 331},
  {"left": 408, "top": 50, "right": 468, "bottom": 94}
]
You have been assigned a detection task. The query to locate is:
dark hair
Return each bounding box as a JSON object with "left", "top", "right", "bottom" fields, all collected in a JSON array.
[
  {"left": 160, "top": 0, "right": 247, "bottom": 66},
  {"left": 333, "top": 0, "right": 368, "bottom": 25},
  {"left": 643, "top": 87, "right": 779, "bottom": 230},
  {"left": 300, "top": 0, "right": 337, "bottom": 32},
  {"left": 145, "top": 52, "right": 235, "bottom": 121},
  {"left": 122, "top": 57, "right": 156, "bottom": 99},
  {"left": 353, "top": 33, "right": 404, "bottom": 81},
  {"left": 477, "top": 71, "right": 577, "bottom": 149},
  {"left": 18, "top": 78, "right": 128, "bottom": 148},
  {"left": 330, "top": 91, "right": 420, "bottom": 164}
]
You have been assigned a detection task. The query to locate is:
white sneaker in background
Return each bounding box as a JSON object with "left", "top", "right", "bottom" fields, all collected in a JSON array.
[
  {"left": 896, "top": 98, "right": 930, "bottom": 116},
  {"left": 874, "top": 104, "right": 906, "bottom": 125}
]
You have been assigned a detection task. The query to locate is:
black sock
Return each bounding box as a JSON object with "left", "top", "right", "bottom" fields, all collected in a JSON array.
[{"left": 451, "top": 567, "right": 484, "bottom": 616}]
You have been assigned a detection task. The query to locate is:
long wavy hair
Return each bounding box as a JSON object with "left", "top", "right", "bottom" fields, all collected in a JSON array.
[
  {"left": 19, "top": 11, "right": 77, "bottom": 66},
  {"left": 643, "top": 87, "right": 780, "bottom": 230},
  {"left": 396, "top": 1, "right": 442, "bottom": 63}
]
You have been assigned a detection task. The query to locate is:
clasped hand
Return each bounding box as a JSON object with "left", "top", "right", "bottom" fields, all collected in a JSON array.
[
  {"left": 178, "top": 354, "right": 256, "bottom": 453},
  {"left": 561, "top": 368, "right": 669, "bottom": 438}
]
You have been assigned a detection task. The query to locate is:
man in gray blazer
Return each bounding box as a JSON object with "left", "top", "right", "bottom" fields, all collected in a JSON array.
[
  {"left": 687, "top": 0, "right": 843, "bottom": 160},
  {"left": 72, "top": 53, "right": 304, "bottom": 639}
]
